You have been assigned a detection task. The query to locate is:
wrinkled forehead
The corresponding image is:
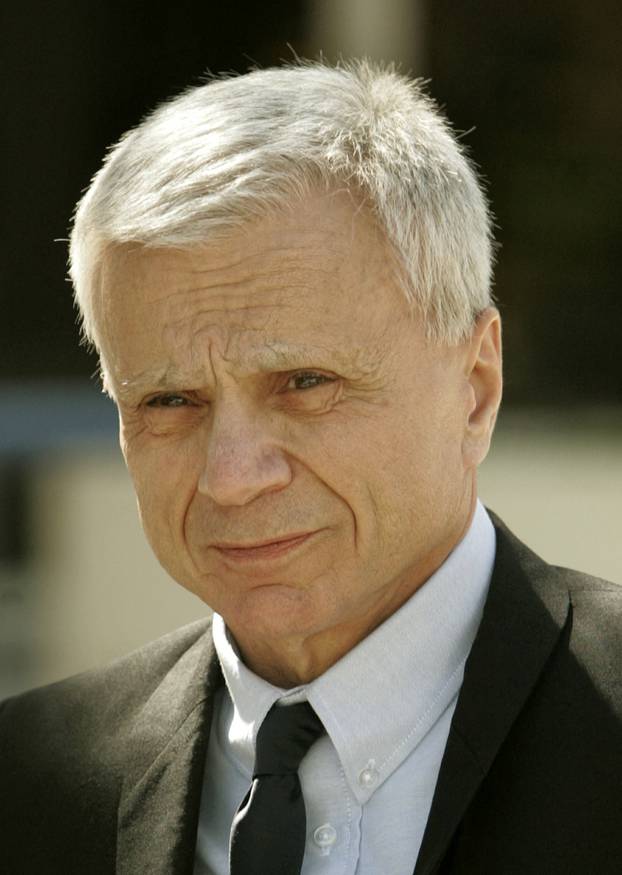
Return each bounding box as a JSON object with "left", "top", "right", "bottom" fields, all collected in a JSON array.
[
  {"left": 95, "top": 188, "right": 394, "bottom": 306},
  {"left": 93, "top": 192, "right": 414, "bottom": 382}
]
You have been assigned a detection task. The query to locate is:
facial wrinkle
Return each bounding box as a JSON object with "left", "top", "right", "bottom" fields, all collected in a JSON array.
[
  {"left": 184, "top": 240, "right": 345, "bottom": 273},
  {"left": 156, "top": 282, "right": 314, "bottom": 333}
]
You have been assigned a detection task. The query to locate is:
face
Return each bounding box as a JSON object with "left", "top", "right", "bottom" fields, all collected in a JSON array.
[{"left": 97, "top": 191, "right": 500, "bottom": 676}]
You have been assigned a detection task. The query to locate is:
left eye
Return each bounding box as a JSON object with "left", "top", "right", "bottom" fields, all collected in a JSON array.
[
  {"left": 146, "top": 394, "right": 190, "bottom": 408},
  {"left": 286, "top": 372, "right": 334, "bottom": 391}
]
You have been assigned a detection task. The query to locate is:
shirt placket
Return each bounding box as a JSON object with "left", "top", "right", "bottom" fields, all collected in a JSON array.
[{"left": 300, "top": 743, "right": 362, "bottom": 874}]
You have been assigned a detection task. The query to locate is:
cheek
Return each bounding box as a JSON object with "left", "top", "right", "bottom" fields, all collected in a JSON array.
[
  {"left": 365, "top": 405, "right": 465, "bottom": 518},
  {"left": 124, "top": 438, "right": 201, "bottom": 545}
]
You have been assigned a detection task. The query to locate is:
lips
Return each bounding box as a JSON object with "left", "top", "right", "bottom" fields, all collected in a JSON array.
[{"left": 214, "top": 532, "right": 316, "bottom": 562}]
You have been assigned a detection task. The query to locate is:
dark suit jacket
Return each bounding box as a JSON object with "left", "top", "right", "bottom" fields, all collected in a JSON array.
[{"left": 1, "top": 515, "right": 621, "bottom": 874}]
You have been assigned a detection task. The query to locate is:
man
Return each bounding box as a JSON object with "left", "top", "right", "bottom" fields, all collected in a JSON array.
[{"left": 1, "top": 61, "right": 620, "bottom": 875}]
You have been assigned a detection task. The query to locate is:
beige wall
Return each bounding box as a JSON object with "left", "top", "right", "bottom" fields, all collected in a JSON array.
[
  {"left": 479, "top": 410, "right": 621, "bottom": 582},
  {"left": 28, "top": 449, "right": 207, "bottom": 688}
]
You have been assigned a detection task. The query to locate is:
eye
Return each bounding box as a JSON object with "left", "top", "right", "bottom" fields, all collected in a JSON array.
[
  {"left": 285, "top": 371, "right": 336, "bottom": 391},
  {"left": 146, "top": 394, "right": 192, "bottom": 408}
]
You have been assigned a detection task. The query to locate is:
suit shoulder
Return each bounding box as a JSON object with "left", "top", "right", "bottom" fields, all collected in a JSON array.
[
  {"left": 491, "top": 510, "right": 621, "bottom": 606},
  {"left": 489, "top": 513, "right": 621, "bottom": 703},
  {"left": 551, "top": 563, "right": 622, "bottom": 629},
  {"left": 0, "top": 617, "right": 211, "bottom": 752},
  {"left": 555, "top": 564, "right": 622, "bottom": 596},
  {"left": 554, "top": 567, "right": 622, "bottom": 705}
]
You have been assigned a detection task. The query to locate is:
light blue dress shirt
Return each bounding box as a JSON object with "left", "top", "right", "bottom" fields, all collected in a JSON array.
[{"left": 194, "top": 501, "right": 496, "bottom": 874}]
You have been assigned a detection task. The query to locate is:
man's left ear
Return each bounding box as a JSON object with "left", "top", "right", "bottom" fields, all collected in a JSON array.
[{"left": 462, "top": 307, "right": 503, "bottom": 468}]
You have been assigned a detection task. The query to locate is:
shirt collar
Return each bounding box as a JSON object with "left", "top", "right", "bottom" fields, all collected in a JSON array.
[
  {"left": 212, "top": 617, "right": 303, "bottom": 777},
  {"left": 212, "top": 501, "right": 496, "bottom": 801}
]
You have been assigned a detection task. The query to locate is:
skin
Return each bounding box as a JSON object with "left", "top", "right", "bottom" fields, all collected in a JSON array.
[{"left": 96, "top": 190, "right": 502, "bottom": 688}]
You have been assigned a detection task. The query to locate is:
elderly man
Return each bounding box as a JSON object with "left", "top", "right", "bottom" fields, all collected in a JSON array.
[{"left": 1, "top": 61, "right": 621, "bottom": 875}]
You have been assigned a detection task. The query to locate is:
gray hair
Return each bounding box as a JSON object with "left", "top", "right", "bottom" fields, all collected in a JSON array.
[{"left": 70, "top": 59, "right": 494, "bottom": 347}]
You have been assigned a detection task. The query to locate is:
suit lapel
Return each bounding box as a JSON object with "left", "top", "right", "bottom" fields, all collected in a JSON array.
[
  {"left": 414, "top": 516, "right": 571, "bottom": 875},
  {"left": 116, "top": 627, "right": 223, "bottom": 875}
]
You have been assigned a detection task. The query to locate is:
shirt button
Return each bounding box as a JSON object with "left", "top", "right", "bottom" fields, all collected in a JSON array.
[
  {"left": 313, "top": 823, "right": 337, "bottom": 855},
  {"left": 358, "top": 761, "right": 379, "bottom": 788}
]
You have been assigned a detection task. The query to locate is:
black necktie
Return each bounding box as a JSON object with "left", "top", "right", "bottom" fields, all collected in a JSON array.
[{"left": 229, "top": 701, "right": 325, "bottom": 875}]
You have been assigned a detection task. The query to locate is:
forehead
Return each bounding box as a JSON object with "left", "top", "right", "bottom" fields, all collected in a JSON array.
[{"left": 96, "top": 191, "right": 412, "bottom": 387}]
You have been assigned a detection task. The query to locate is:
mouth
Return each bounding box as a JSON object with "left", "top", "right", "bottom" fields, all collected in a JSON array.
[{"left": 213, "top": 531, "right": 318, "bottom": 562}]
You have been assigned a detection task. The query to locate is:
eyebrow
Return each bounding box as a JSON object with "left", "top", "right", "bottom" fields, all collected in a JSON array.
[
  {"left": 111, "top": 341, "right": 364, "bottom": 401},
  {"left": 248, "top": 341, "right": 356, "bottom": 371},
  {"left": 113, "top": 368, "right": 187, "bottom": 402}
]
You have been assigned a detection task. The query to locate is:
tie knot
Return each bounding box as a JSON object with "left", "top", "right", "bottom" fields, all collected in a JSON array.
[{"left": 253, "top": 702, "right": 324, "bottom": 777}]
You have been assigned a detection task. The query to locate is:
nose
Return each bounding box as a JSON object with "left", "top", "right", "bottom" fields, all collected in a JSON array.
[{"left": 197, "top": 402, "right": 293, "bottom": 506}]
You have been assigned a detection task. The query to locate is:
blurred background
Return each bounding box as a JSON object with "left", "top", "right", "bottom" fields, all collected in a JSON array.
[{"left": 1, "top": 0, "right": 620, "bottom": 697}]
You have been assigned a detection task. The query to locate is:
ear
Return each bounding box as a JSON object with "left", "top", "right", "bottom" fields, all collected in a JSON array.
[{"left": 462, "top": 307, "right": 503, "bottom": 468}]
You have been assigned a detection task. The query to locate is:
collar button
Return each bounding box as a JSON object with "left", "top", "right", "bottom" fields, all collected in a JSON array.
[{"left": 358, "top": 761, "right": 379, "bottom": 788}]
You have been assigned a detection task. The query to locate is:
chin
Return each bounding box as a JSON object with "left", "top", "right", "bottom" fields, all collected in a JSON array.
[{"left": 227, "top": 582, "right": 328, "bottom": 639}]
